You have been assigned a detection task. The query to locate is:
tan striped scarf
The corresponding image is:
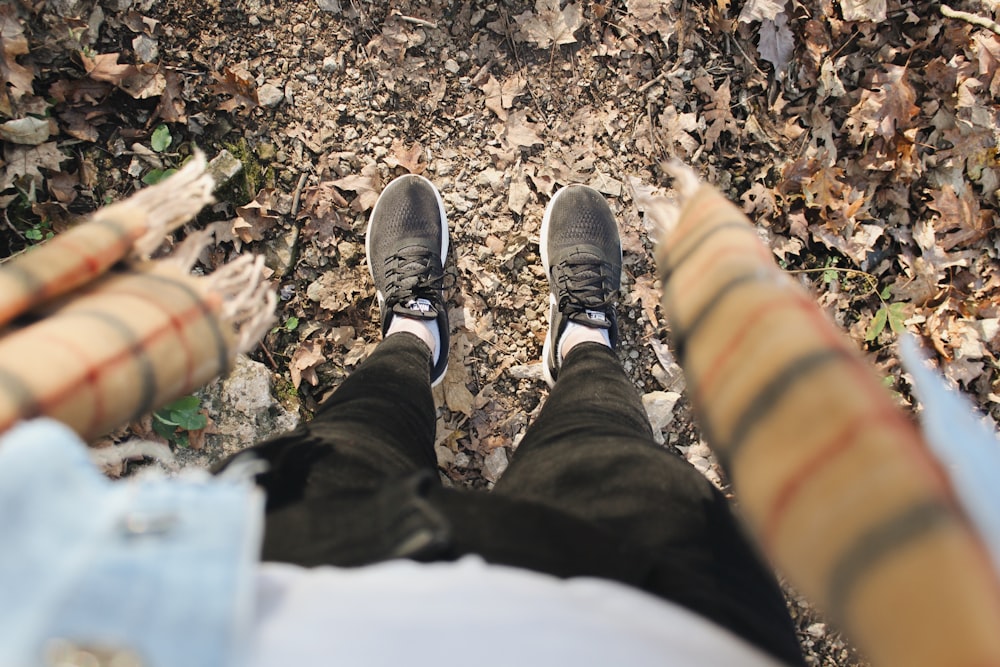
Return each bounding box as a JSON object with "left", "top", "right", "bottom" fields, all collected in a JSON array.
[
  {"left": 648, "top": 169, "right": 1000, "bottom": 667},
  {"left": 0, "top": 154, "right": 275, "bottom": 442}
]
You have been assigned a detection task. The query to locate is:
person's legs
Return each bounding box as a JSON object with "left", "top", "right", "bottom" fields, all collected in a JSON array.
[
  {"left": 494, "top": 185, "right": 804, "bottom": 665},
  {"left": 216, "top": 175, "right": 452, "bottom": 566},
  {"left": 237, "top": 331, "right": 438, "bottom": 513}
]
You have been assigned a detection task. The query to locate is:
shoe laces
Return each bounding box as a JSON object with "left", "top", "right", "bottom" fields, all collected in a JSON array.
[
  {"left": 554, "top": 257, "right": 616, "bottom": 315},
  {"left": 383, "top": 246, "right": 446, "bottom": 308}
]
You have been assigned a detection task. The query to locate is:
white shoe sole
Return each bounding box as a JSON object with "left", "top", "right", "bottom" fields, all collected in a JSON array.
[{"left": 539, "top": 186, "right": 573, "bottom": 388}]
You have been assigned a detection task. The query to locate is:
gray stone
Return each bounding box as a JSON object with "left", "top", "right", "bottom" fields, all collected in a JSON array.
[
  {"left": 258, "top": 83, "right": 285, "bottom": 107},
  {"left": 483, "top": 447, "right": 509, "bottom": 483},
  {"left": 642, "top": 391, "right": 681, "bottom": 444},
  {"left": 264, "top": 226, "right": 299, "bottom": 279},
  {"left": 207, "top": 149, "right": 243, "bottom": 188},
  {"left": 198, "top": 356, "right": 299, "bottom": 459}
]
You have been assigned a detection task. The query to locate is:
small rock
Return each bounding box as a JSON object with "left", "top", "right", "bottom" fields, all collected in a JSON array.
[
  {"left": 198, "top": 356, "right": 300, "bottom": 457},
  {"left": 322, "top": 55, "right": 340, "bottom": 72},
  {"left": 337, "top": 240, "right": 359, "bottom": 265},
  {"left": 806, "top": 623, "right": 827, "bottom": 638},
  {"left": 483, "top": 447, "right": 509, "bottom": 483},
  {"left": 642, "top": 391, "right": 681, "bottom": 444},
  {"left": 207, "top": 149, "right": 243, "bottom": 188},
  {"left": 264, "top": 226, "right": 299, "bottom": 279},
  {"left": 132, "top": 34, "right": 159, "bottom": 63},
  {"left": 444, "top": 59, "right": 460, "bottom": 74},
  {"left": 508, "top": 363, "right": 544, "bottom": 381},
  {"left": 258, "top": 83, "right": 285, "bottom": 107},
  {"left": 318, "top": 0, "right": 341, "bottom": 11},
  {"left": 258, "top": 143, "right": 276, "bottom": 161}
]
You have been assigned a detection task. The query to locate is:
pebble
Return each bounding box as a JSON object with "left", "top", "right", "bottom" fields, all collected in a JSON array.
[
  {"left": 806, "top": 623, "right": 827, "bottom": 638},
  {"left": 444, "top": 59, "right": 460, "bottom": 74},
  {"left": 258, "top": 83, "right": 285, "bottom": 107},
  {"left": 483, "top": 448, "right": 509, "bottom": 482}
]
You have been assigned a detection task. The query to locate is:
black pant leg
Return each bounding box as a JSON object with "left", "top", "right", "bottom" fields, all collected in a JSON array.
[
  {"left": 493, "top": 342, "right": 804, "bottom": 666},
  {"left": 223, "top": 332, "right": 438, "bottom": 512}
]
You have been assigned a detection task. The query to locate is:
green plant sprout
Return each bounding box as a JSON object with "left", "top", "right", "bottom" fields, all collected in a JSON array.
[
  {"left": 785, "top": 264, "right": 906, "bottom": 342},
  {"left": 152, "top": 395, "right": 207, "bottom": 448}
]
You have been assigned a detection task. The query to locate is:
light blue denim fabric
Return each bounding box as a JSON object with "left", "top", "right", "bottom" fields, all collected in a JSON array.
[{"left": 0, "top": 418, "right": 264, "bottom": 667}]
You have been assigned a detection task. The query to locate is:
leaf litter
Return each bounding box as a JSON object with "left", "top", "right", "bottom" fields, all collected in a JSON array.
[{"left": 3, "top": 0, "right": 1000, "bottom": 663}]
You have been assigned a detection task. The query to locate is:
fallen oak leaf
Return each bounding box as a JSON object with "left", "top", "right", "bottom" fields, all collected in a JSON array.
[
  {"left": 81, "top": 52, "right": 135, "bottom": 86},
  {"left": 211, "top": 66, "right": 258, "bottom": 113},
  {"left": 232, "top": 188, "right": 286, "bottom": 248},
  {"left": 504, "top": 109, "right": 544, "bottom": 148},
  {"left": 289, "top": 339, "right": 325, "bottom": 389},
  {"left": 0, "top": 116, "right": 51, "bottom": 145},
  {"left": 839, "top": 0, "right": 887, "bottom": 22},
  {"left": 847, "top": 64, "right": 919, "bottom": 141},
  {"left": 0, "top": 5, "right": 34, "bottom": 115},
  {"left": 153, "top": 68, "right": 186, "bottom": 122},
  {"left": 332, "top": 163, "right": 380, "bottom": 213},
  {"left": 2, "top": 141, "right": 68, "bottom": 191},
  {"left": 514, "top": 0, "right": 584, "bottom": 48},
  {"left": 927, "top": 183, "right": 992, "bottom": 251},
  {"left": 384, "top": 138, "right": 426, "bottom": 174}
]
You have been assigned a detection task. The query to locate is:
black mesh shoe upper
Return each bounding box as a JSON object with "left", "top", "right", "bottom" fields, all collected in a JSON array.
[
  {"left": 541, "top": 185, "right": 622, "bottom": 384},
  {"left": 366, "top": 174, "right": 450, "bottom": 385}
]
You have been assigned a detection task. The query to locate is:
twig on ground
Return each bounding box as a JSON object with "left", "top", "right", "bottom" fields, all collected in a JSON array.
[
  {"left": 291, "top": 172, "right": 308, "bottom": 217},
  {"left": 637, "top": 70, "right": 669, "bottom": 94},
  {"left": 260, "top": 342, "right": 279, "bottom": 371},
  {"left": 392, "top": 13, "right": 438, "bottom": 29},
  {"left": 940, "top": 4, "right": 1000, "bottom": 35}
]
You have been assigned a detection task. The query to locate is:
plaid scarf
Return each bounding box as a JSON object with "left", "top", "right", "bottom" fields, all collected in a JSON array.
[
  {"left": 649, "top": 174, "right": 1000, "bottom": 667},
  {"left": 0, "top": 153, "right": 275, "bottom": 442}
]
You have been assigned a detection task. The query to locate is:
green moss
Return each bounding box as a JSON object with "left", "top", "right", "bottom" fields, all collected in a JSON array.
[
  {"left": 219, "top": 137, "right": 275, "bottom": 206},
  {"left": 274, "top": 375, "right": 300, "bottom": 410}
]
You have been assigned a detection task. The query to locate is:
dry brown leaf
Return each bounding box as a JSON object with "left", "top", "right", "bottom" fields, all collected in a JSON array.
[
  {"left": 757, "top": 13, "right": 794, "bottom": 78},
  {"left": 442, "top": 333, "right": 476, "bottom": 416},
  {"left": 0, "top": 116, "right": 51, "bottom": 145},
  {"left": 47, "top": 170, "right": 78, "bottom": 204},
  {"left": 332, "top": 163, "right": 380, "bottom": 213},
  {"left": 504, "top": 109, "right": 544, "bottom": 148},
  {"left": 514, "top": 0, "right": 584, "bottom": 48},
  {"left": 839, "top": 0, "right": 886, "bottom": 22},
  {"left": 627, "top": 273, "right": 661, "bottom": 327},
  {"left": 0, "top": 6, "right": 35, "bottom": 116},
  {"left": 305, "top": 267, "right": 368, "bottom": 312},
  {"left": 211, "top": 66, "right": 259, "bottom": 113},
  {"left": 154, "top": 68, "right": 187, "bottom": 123},
  {"left": 738, "top": 0, "right": 785, "bottom": 22},
  {"left": 290, "top": 339, "right": 325, "bottom": 389},
  {"left": 81, "top": 52, "right": 135, "bottom": 86},
  {"left": 848, "top": 64, "right": 919, "bottom": 141},
  {"left": 508, "top": 161, "right": 532, "bottom": 215},
  {"left": 479, "top": 74, "right": 527, "bottom": 121},
  {"left": 384, "top": 139, "right": 426, "bottom": 174},
  {"left": 299, "top": 183, "right": 350, "bottom": 245},
  {"left": 2, "top": 141, "right": 68, "bottom": 191},
  {"left": 927, "top": 183, "right": 992, "bottom": 251},
  {"left": 233, "top": 189, "right": 281, "bottom": 244}
]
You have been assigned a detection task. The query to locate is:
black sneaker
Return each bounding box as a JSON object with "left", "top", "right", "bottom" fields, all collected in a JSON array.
[
  {"left": 365, "top": 174, "right": 450, "bottom": 386},
  {"left": 540, "top": 185, "right": 622, "bottom": 386}
]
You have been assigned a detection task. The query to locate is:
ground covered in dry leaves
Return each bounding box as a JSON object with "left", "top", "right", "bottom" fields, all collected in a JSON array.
[{"left": 3, "top": 0, "right": 1000, "bottom": 664}]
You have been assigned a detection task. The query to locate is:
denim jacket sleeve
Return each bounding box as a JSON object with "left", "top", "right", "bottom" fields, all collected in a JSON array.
[{"left": 0, "top": 419, "right": 264, "bottom": 667}]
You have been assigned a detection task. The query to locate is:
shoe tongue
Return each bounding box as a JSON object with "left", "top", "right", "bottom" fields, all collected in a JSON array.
[
  {"left": 568, "top": 308, "right": 612, "bottom": 329},
  {"left": 392, "top": 297, "right": 438, "bottom": 321}
]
